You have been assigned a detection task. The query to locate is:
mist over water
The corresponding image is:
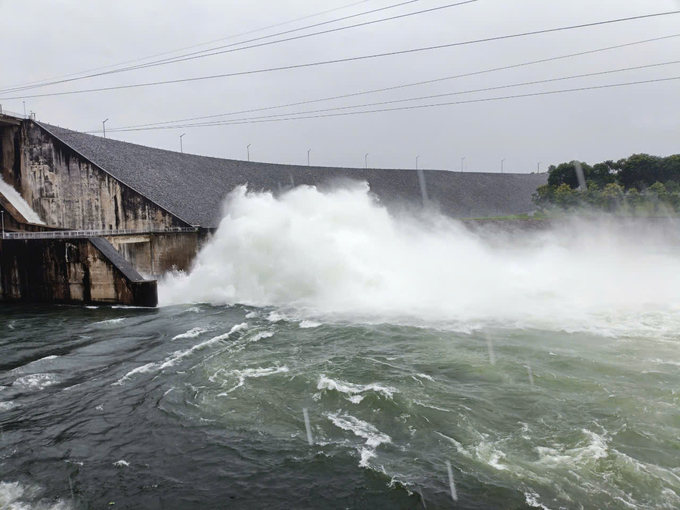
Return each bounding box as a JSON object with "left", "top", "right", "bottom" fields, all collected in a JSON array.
[{"left": 160, "top": 183, "right": 680, "bottom": 337}]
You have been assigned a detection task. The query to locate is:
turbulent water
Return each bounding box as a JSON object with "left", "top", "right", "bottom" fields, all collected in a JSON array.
[{"left": 2, "top": 185, "right": 680, "bottom": 509}]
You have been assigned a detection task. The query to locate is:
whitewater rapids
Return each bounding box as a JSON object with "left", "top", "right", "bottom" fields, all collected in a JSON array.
[{"left": 160, "top": 183, "right": 680, "bottom": 338}]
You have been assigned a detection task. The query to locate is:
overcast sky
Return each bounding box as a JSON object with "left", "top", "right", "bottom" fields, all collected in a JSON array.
[{"left": 1, "top": 0, "right": 679, "bottom": 173}]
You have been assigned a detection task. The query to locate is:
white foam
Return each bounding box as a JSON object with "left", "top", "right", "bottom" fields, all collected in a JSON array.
[
  {"left": 112, "top": 363, "right": 157, "bottom": 386},
  {"left": 317, "top": 375, "right": 397, "bottom": 400},
  {"left": 159, "top": 323, "right": 248, "bottom": 370},
  {"left": 11, "top": 356, "right": 59, "bottom": 374},
  {"left": 113, "top": 460, "right": 130, "bottom": 467},
  {"left": 327, "top": 413, "right": 392, "bottom": 468},
  {"left": 299, "top": 320, "right": 322, "bottom": 329},
  {"left": 0, "top": 481, "right": 69, "bottom": 509},
  {"left": 525, "top": 492, "right": 553, "bottom": 510},
  {"left": 12, "top": 374, "right": 57, "bottom": 391},
  {"left": 172, "top": 327, "right": 208, "bottom": 340},
  {"left": 536, "top": 429, "right": 609, "bottom": 466},
  {"left": 94, "top": 318, "right": 125, "bottom": 325},
  {"left": 0, "top": 401, "right": 17, "bottom": 411},
  {"left": 157, "top": 185, "right": 680, "bottom": 337},
  {"left": 0, "top": 176, "right": 44, "bottom": 224},
  {"left": 219, "top": 365, "right": 290, "bottom": 395}
]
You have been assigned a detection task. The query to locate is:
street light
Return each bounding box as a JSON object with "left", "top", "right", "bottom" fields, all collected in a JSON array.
[
  {"left": 537, "top": 161, "right": 542, "bottom": 173},
  {"left": 461, "top": 157, "right": 466, "bottom": 172},
  {"left": 501, "top": 158, "right": 506, "bottom": 173},
  {"left": 416, "top": 155, "right": 420, "bottom": 170},
  {"left": 365, "top": 153, "right": 369, "bottom": 169},
  {"left": 180, "top": 133, "right": 186, "bottom": 153},
  {"left": 247, "top": 143, "right": 251, "bottom": 162},
  {"left": 102, "top": 118, "right": 109, "bottom": 138},
  {"left": 307, "top": 149, "right": 312, "bottom": 166}
]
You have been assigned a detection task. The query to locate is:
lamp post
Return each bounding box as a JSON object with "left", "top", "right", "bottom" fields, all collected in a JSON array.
[
  {"left": 365, "top": 153, "right": 369, "bottom": 169},
  {"left": 501, "top": 158, "right": 505, "bottom": 173},
  {"left": 102, "top": 118, "right": 109, "bottom": 138},
  {"left": 180, "top": 133, "right": 185, "bottom": 153},
  {"left": 247, "top": 143, "right": 251, "bottom": 162},
  {"left": 461, "top": 157, "right": 466, "bottom": 172},
  {"left": 416, "top": 155, "right": 420, "bottom": 170},
  {"left": 307, "top": 149, "right": 312, "bottom": 166},
  {"left": 537, "top": 161, "right": 542, "bottom": 173}
]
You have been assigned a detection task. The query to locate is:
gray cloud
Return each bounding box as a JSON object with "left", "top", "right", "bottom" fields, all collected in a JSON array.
[{"left": 2, "top": 0, "right": 679, "bottom": 172}]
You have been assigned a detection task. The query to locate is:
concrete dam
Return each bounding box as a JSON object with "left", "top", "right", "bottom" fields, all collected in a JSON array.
[{"left": 0, "top": 112, "right": 547, "bottom": 306}]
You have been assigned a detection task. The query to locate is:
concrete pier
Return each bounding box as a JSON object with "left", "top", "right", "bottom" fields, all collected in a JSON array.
[{"left": 0, "top": 237, "right": 157, "bottom": 307}]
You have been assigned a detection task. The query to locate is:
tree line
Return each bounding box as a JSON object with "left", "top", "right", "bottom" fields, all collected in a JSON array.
[{"left": 533, "top": 154, "right": 680, "bottom": 214}]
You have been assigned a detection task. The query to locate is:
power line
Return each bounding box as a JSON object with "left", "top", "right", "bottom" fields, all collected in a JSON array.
[
  {"left": 100, "top": 34, "right": 680, "bottom": 133},
  {"left": 0, "top": 0, "right": 372, "bottom": 92},
  {"left": 2, "top": 10, "right": 679, "bottom": 101},
  {"left": 0, "top": 0, "right": 437, "bottom": 95},
  {"left": 121, "top": 76, "right": 680, "bottom": 128},
  {"left": 104, "top": 62, "right": 680, "bottom": 131}
]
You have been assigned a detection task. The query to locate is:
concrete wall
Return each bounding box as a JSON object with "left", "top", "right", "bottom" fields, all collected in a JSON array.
[
  {"left": 1, "top": 122, "right": 189, "bottom": 231},
  {"left": 0, "top": 125, "right": 21, "bottom": 186},
  {"left": 105, "top": 230, "right": 212, "bottom": 276},
  {"left": 0, "top": 237, "right": 157, "bottom": 306}
]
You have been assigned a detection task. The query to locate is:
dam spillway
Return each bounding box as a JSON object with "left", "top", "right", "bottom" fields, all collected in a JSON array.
[{"left": 0, "top": 113, "right": 547, "bottom": 306}]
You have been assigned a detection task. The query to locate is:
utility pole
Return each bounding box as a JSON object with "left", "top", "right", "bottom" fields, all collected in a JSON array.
[
  {"left": 1, "top": 210, "right": 4, "bottom": 239},
  {"left": 23, "top": 101, "right": 26, "bottom": 116},
  {"left": 416, "top": 155, "right": 420, "bottom": 170},
  {"left": 102, "top": 118, "right": 109, "bottom": 138},
  {"left": 180, "top": 133, "right": 186, "bottom": 153},
  {"left": 461, "top": 157, "right": 466, "bottom": 172},
  {"left": 501, "top": 158, "right": 505, "bottom": 173},
  {"left": 537, "top": 162, "right": 542, "bottom": 173},
  {"left": 247, "top": 143, "right": 251, "bottom": 162},
  {"left": 307, "top": 149, "right": 312, "bottom": 166},
  {"left": 365, "top": 153, "right": 369, "bottom": 169}
]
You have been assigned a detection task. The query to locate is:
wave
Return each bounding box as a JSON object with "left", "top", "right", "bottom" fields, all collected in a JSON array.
[
  {"left": 327, "top": 413, "right": 392, "bottom": 468},
  {"left": 218, "top": 365, "right": 290, "bottom": 395},
  {"left": 0, "top": 481, "right": 69, "bottom": 510},
  {"left": 317, "top": 375, "right": 397, "bottom": 400},
  {"left": 12, "top": 374, "right": 58, "bottom": 391},
  {"left": 172, "top": 327, "right": 208, "bottom": 340}
]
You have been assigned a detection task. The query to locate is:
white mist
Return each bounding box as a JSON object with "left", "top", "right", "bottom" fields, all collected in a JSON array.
[{"left": 159, "top": 183, "right": 680, "bottom": 337}]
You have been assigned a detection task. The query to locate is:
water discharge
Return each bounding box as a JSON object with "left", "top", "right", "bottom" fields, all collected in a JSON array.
[
  {"left": 160, "top": 183, "right": 680, "bottom": 338},
  {"left": 0, "top": 175, "right": 44, "bottom": 225}
]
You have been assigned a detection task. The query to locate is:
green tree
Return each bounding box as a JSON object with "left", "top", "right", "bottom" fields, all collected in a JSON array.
[
  {"left": 647, "top": 182, "right": 669, "bottom": 215},
  {"left": 589, "top": 161, "right": 618, "bottom": 188},
  {"left": 624, "top": 188, "right": 642, "bottom": 215},
  {"left": 583, "top": 181, "right": 602, "bottom": 209},
  {"left": 600, "top": 183, "right": 624, "bottom": 212},
  {"left": 532, "top": 184, "right": 555, "bottom": 210},
  {"left": 664, "top": 180, "right": 680, "bottom": 194},
  {"left": 618, "top": 154, "right": 663, "bottom": 189},
  {"left": 547, "top": 161, "right": 592, "bottom": 189},
  {"left": 661, "top": 155, "right": 680, "bottom": 183},
  {"left": 669, "top": 192, "right": 680, "bottom": 213},
  {"left": 553, "top": 183, "right": 578, "bottom": 209}
]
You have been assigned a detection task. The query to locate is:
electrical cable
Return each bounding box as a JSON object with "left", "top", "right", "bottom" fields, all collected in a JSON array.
[{"left": 2, "top": 10, "right": 677, "bottom": 101}]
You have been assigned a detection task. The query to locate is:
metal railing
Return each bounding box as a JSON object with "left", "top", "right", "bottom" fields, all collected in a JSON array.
[
  {"left": 1, "top": 226, "right": 198, "bottom": 240},
  {"left": 0, "top": 106, "right": 30, "bottom": 119}
]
